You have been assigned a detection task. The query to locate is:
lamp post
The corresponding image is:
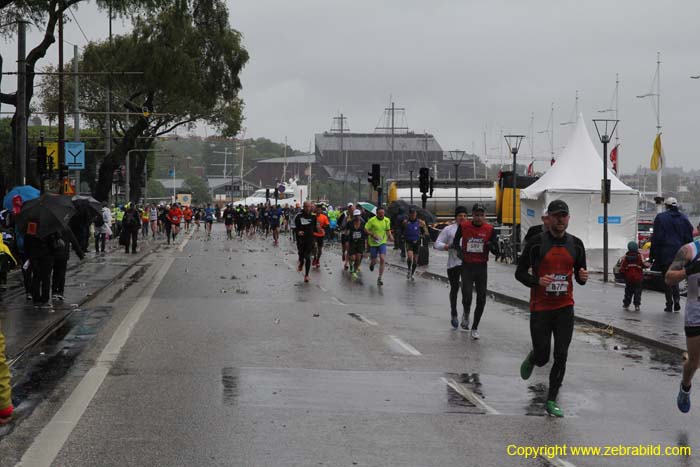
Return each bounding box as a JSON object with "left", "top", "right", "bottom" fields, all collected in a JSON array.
[
  {"left": 448, "top": 150, "right": 466, "bottom": 211},
  {"left": 406, "top": 158, "right": 418, "bottom": 205},
  {"left": 504, "top": 135, "right": 526, "bottom": 262},
  {"left": 592, "top": 119, "right": 619, "bottom": 282}
]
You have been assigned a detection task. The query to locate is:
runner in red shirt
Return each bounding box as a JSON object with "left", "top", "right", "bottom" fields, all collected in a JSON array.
[
  {"left": 167, "top": 203, "right": 183, "bottom": 243},
  {"left": 313, "top": 205, "right": 330, "bottom": 268},
  {"left": 183, "top": 205, "right": 194, "bottom": 232}
]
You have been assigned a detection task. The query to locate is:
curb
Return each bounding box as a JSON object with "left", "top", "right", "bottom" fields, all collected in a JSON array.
[
  {"left": 7, "top": 243, "right": 162, "bottom": 368},
  {"left": 390, "top": 261, "right": 686, "bottom": 356}
]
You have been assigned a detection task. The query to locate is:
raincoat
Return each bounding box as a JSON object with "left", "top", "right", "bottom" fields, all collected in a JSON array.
[
  {"left": 0, "top": 235, "right": 17, "bottom": 266},
  {"left": 0, "top": 321, "right": 12, "bottom": 421}
]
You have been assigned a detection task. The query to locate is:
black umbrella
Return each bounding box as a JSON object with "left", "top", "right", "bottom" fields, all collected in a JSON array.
[
  {"left": 15, "top": 193, "right": 77, "bottom": 239},
  {"left": 72, "top": 195, "right": 102, "bottom": 217},
  {"left": 388, "top": 200, "right": 437, "bottom": 224}
]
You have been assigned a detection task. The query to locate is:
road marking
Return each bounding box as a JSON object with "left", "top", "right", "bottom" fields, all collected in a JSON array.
[
  {"left": 441, "top": 377, "right": 500, "bottom": 415},
  {"left": 347, "top": 312, "right": 378, "bottom": 326},
  {"left": 17, "top": 256, "right": 175, "bottom": 467},
  {"left": 387, "top": 335, "right": 422, "bottom": 356},
  {"left": 177, "top": 230, "right": 194, "bottom": 252},
  {"left": 331, "top": 296, "right": 347, "bottom": 306},
  {"left": 317, "top": 285, "right": 328, "bottom": 292}
]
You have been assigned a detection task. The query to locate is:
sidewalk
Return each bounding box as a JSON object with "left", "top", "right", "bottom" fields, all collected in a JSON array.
[
  {"left": 387, "top": 246, "right": 688, "bottom": 354},
  {"left": 0, "top": 236, "right": 161, "bottom": 364}
]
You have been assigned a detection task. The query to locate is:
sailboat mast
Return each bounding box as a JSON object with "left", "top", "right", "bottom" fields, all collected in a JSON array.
[
  {"left": 282, "top": 136, "right": 288, "bottom": 182},
  {"left": 656, "top": 52, "right": 662, "bottom": 210},
  {"left": 615, "top": 73, "right": 620, "bottom": 173}
]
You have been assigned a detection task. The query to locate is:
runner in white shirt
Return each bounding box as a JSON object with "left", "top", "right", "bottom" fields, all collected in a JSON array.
[{"left": 434, "top": 206, "right": 469, "bottom": 329}]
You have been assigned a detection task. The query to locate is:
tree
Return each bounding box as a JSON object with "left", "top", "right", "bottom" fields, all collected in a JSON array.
[
  {"left": 146, "top": 178, "right": 166, "bottom": 199},
  {"left": 182, "top": 175, "right": 210, "bottom": 204},
  {"left": 38, "top": 0, "right": 248, "bottom": 201}
]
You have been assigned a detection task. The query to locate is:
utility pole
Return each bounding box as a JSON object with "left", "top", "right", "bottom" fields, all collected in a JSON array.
[
  {"left": 73, "top": 44, "right": 81, "bottom": 194},
  {"left": 16, "top": 20, "right": 27, "bottom": 186},
  {"left": 105, "top": 1, "right": 112, "bottom": 198},
  {"left": 331, "top": 113, "right": 349, "bottom": 202},
  {"left": 57, "top": 0, "right": 66, "bottom": 193},
  {"left": 282, "top": 136, "right": 288, "bottom": 182},
  {"left": 239, "top": 128, "right": 247, "bottom": 198}
]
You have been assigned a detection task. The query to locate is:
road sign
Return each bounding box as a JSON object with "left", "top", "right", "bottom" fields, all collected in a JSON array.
[
  {"left": 598, "top": 216, "right": 621, "bottom": 224},
  {"left": 65, "top": 142, "right": 85, "bottom": 170},
  {"left": 45, "top": 142, "right": 59, "bottom": 170}
]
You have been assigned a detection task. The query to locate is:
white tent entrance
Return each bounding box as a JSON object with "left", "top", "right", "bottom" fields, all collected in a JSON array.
[{"left": 520, "top": 116, "right": 639, "bottom": 273}]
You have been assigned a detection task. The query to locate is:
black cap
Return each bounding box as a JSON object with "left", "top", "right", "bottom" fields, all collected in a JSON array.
[
  {"left": 408, "top": 207, "right": 417, "bottom": 213},
  {"left": 547, "top": 200, "right": 569, "bottom": 215},
  {"left": 472, "top": 203, "right": 486, "bottom": 213},
  {"left": 455, "top": 205, "right": 468, "bottom": 217}
]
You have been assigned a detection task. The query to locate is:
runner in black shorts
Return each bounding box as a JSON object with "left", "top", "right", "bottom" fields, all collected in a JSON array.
[
  {"left": 345, "top": 209, "right": 366, "bottom": 278},
  {"left": 339, "top": 203, "right": 354, "bottom": 270}
]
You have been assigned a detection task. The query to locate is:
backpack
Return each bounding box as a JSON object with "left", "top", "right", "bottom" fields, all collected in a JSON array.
[{"left": 94, "top": 213, "right": 105, "bottom": 227}]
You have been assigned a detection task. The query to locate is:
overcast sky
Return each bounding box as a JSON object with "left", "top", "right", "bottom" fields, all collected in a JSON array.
[{"left": 3, "top": 0, "right": 700, "bottom": 173}]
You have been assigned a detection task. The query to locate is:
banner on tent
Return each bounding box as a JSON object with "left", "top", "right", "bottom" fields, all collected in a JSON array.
[{"left": 598, "top": 216, "right": 621, "bottom": 224}]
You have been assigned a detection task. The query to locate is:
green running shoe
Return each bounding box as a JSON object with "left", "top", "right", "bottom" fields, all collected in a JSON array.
[
  {"left": 351, "top": 271, "right": 358, "bottom": 280},
  {"left": 520, "top": 351, "right": 534, "bottom": 380},
  {"left": 546, "top": 400, "right": 564, "bottom": 418}
]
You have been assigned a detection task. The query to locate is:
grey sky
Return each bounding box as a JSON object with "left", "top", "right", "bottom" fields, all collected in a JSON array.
[{"left": 3, "top": 0, "right": 700, "bottom": 172}]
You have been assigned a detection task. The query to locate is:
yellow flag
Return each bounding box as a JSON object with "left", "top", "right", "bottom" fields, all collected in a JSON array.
[{"left": 650, "top": 134, "right": 664, "bottom": 171}]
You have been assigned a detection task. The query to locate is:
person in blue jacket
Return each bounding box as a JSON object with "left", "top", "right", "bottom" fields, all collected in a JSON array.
[{"left": 650, "top": 197, "right": 694, "bottom": 312}]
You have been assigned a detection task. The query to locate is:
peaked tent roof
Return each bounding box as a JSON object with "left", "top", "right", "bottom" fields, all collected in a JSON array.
[{"left": 521, "top": 116, "right": 636, "bottom": 200}]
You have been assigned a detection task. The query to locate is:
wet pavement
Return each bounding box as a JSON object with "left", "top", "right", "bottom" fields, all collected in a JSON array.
[
  {"left": 386, "top": 245, "right": 689, "bottom": 354},
  {"left": 0, "top": 225, "right": 698, "bottom": 466}
]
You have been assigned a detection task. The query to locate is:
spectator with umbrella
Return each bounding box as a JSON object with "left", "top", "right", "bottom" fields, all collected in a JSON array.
[
  {"left": 71, "top": 195, "right": 101, "bottom": 253},
  {"left": 52, "top": 227, "right": 85, "bottom": 301},
  {"left": 94, "top": 204, "right": 112, "bottom": 253}
]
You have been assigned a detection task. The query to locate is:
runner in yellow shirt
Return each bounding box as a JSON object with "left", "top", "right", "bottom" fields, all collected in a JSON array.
[{"left": 364, "top": 206, "right": 393, "bottom": 285}]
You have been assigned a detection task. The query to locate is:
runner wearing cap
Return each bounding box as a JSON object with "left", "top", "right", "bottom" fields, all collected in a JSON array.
[
  {"left": 666, "top": 238, "right": 700, "bottom": 413},
  {"left": 452, "top": 203, "right": 498, "bottom": 339},
  {"left": 345, "top": 209, "right": 367, "bottom": 279},
  {"left": 515, "top": 199, "right": 588, "bottom": 418},
  {"left": 365, "top": 206, "right": 393, "bottom": 286},
  {"left": 435, "top": 206, "right": 469, "bottom": 329},
  {"left": 402, "top": 207, "right": 429, "bottom": 280}
]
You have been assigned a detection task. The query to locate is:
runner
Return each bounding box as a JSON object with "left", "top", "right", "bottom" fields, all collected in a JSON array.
[
  {"left": 364, "top": 206, "right": 393, "bottom": 286},
  {"left": 434, "top": 205, "right": 469, "bottom": 329},
  {"left": 665, "top": 238, "right": 700, "bottom": 413},
  {"left": 452, "top": 203, "right": 499, "bottom": 338},
  {"left": 161, "top": 204, "right": 172, "bottom": 244},
  {"left": 204, "top": 203, "right": 215, "bottom": 237},
  {"left": 223, "top": 204, "right": 235, "bottom": 240},
  {"left": 339, "top": 203, "right": 354, "bottom": 270},
  {"left": 295, "top": 201, "right": 318, "bottom": 283},
  {"left": 167, "top": 203, "right": 183, "bottom": 243},
  {"left": 313, "top": 204, "right": 330, "bottom": 268},
  {"left": 345, "top": 209, "right": 367, "bottom": 279},
  {"left": 141, "top": 205, "right": 150, "bottom": 239},
  {"left": 515, "top": 200, "right": 588, "bottom": 418},
  {"left": 193, "top": 207, "right": 202, "bottom": 232},
  {"left": 183, "top": 205, "right": 193, "bottom": 232},
  {"left": 270, "top": 204, "right": 282, "bottom": 246},
  {"left": 149, "top": 204, "right": 158, "bottom": 239},
  {"left": 402, "top": 207, "right": 429, "bottom": 281},
  {"left": 235, "top": 205, "right": 245, "bottom": 238}
]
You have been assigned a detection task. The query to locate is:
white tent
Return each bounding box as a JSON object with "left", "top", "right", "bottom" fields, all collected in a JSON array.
[{"left": 520, "top": 116, "right": 639, "bottom": 272}]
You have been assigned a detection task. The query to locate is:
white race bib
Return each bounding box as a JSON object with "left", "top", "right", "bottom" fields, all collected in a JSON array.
[
  {"left": 352, "top": 231, "right": 362, "bottom": 239},
  {"left": 466, "top": 238, "right": 484, "bottom": 253},
  {"left": 545, "top": 275, "right": 569, "bottom": 295}
]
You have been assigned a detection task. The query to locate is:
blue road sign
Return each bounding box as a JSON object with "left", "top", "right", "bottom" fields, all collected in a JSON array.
[
  {"left": 65, "top": 142, "right": 85, "bottom": 170},
  {"left": 598, "top": 216, "right": 621, "bottom": 224}
]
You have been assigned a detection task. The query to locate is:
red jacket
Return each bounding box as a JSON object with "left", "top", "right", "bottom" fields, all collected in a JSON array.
[
  {"left": 620, "top": 251, "right": 644, "bottom": 284},
  {"left": 457, "top": 221, "right": 495, "bottom": 264},
  {"left": 167, "top": 207, "right": 183, "bottom": 225}
]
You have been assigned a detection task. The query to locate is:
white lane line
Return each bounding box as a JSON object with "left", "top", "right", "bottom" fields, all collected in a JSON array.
[
  {"left": 350, "top": 313, "right": 377, "bottom": 326},
  {"left": 17, "top": 256, "right": 175, "bottom": 467},
  {"left": 387, "top": 335, "right": 422, "bottom": 356},
  {"left": 543, "top": 456, "right": 578, "bottom": 467},
  {"left": 331, "top": 296, "right": 347, "bottom": 307},
  {"left": 441, "top": 377, "right": 500, "bottom": 415},
  {"left": 317, "top": 285, "right": 328, "bottom": 292},
  {"left": 177, "top": 230, "right": 194, "bottom": 252}
]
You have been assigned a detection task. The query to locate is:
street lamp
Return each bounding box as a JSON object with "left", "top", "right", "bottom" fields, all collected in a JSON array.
[
  {"left": 592, "top": 119, "right": 619, "bottom": 282},
  {"left": 504, "top": 135, "right": 526, "bottom": 262},
  {"left": 406, "top": 158, "right": 418, "bottom": 205},
  {"left": 448, "top": 150, "right": 467, "bottom": 211}
]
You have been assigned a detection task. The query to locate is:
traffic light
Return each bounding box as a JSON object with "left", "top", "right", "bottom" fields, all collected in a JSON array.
[
  {"left": 419, "top": 167, "right": 430, "bottom": 193},
  {"left": 367, "top": 164, "right": 381, "bottom": 190}
]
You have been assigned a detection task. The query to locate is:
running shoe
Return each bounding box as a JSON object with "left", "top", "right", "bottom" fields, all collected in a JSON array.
[
  {"left": 460, "top": 315, "right": 469, "bottom": 330},
  {"left": 369, "top": 263, "right": 375, "bottom": 272},
  {"left": 297, "top": 262, "right": 303, "bottom": 272},
  {"left": 674, "top": 302, "right": 682, "bottom": 312},
  {"left": 406, "top": 270, "right": 412, "bottom": 279},
  {"left": 53, "top": 294, "right": 65, "bottom": 301},
  {"left": 520, "top": 351, "right": 534, "bottom": 380},
  {"left": 545, "top": 400, "right": 564, "bottom": 417},
  {"left": 635, "top": 305, "right": 640, "bottom": 311},
  {"left": 470, "top": 330, "right": 480, "bottom": 340},
  {"left": 678, "top": 384, "right": 691, "bottom": 413},
  {"left": 351, "top": 271, "right": 358, "bottom": 280},
  {"left": 451, "top": 317, "right": 459, "bottom": 329},
  {"left": 410, "top": 272, "right": 415, "bottom": 281},
  {"left": 377, "top": 276, "right": 383, "bottom": 286},
  {"left": 622, "top": 304, "right": 629, "bottom": 310},
  {"left": 304, "top": 275, "right": 310, "bottom": 283}
]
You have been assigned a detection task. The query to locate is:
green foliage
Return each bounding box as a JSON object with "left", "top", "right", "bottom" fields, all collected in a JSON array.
[
  {"left": 182, "top": 174, "right": 210, "bottom": 204},
  {"left": 146, "top": 178, "right": 166, "bottom": 199}
]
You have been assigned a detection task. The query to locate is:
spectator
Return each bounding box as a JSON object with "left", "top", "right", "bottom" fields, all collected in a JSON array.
[
  {"left": 121, "top": 203, "right": 142, "bottom": 254},
  {"left": 620, "top": 241, "right": 645, "bottom": 311},
  {"left": 650, "top": 197, "right": 694, "bottom": 312},
  {"left": 52, "top": 228, "right": 85, "bottom": 301},
  {"left": 0, "top": 322, "right": 12, "bottom": 425},
  {"left": 95, "top": 204, "right": 112, "bottom": 253}
]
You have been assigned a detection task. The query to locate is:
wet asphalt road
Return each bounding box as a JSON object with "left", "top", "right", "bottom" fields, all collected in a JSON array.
[{"left": 2, "top": 224, "right": 699, "bottom": 466}]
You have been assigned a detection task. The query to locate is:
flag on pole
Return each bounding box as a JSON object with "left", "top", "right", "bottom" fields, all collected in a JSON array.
[
  {"left": 527, "top": 161, "right": 534, "bottom": 176},
  {"left": 610, "top": 144, "right": 619, "bottom": 174},
  {"left": 650, "top": 134, "right": 664, "bottom": 171}
]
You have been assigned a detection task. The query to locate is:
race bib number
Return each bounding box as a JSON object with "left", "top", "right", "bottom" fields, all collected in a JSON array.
[
  {"left": 172, "top": 216, "right": 179, "bottom": 222},
  {"left": 545, "top": 274, "right": 569, "bottom": 295},
  {"left": 352, "top": 231, "right": 362, "bottom": 240},
  {"left": 466, "top": 238, "right": 484, "bottom": 253}
]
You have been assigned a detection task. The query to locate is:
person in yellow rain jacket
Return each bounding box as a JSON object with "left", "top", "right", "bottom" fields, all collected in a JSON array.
[
  {"left": 0, "top": 234, "right": 17, "bottom": 289},
  {"left": 0, "top": 321, "right": 12, "bottom": 425}
]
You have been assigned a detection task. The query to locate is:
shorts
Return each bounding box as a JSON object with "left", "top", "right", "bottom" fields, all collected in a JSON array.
[
  {"left": 685, "top": 326, "right": 700, "bottom": 338},
  {"left": 185, "top": 219, "right": 192, "bottom": 224},
  {"left": 369, "top": 244, "right": 387, "bottom": 258},
  {"left": 315, "top": 236, "right": 324, "bottom": 248},
  {"left": 341, "top": 234, "right": 349, "bottom": 243},
  {"left": 348, "top": 242, "right": 365, "bottom": 256},
  {"left": 205, "top": 219, "right": 214, "bottom": 224},
  {"left": 270, "top": 223, "right": 280, "bottom": 229},
  {"left": 405, "top": 240, "right": 420, "bottom": 255}
]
